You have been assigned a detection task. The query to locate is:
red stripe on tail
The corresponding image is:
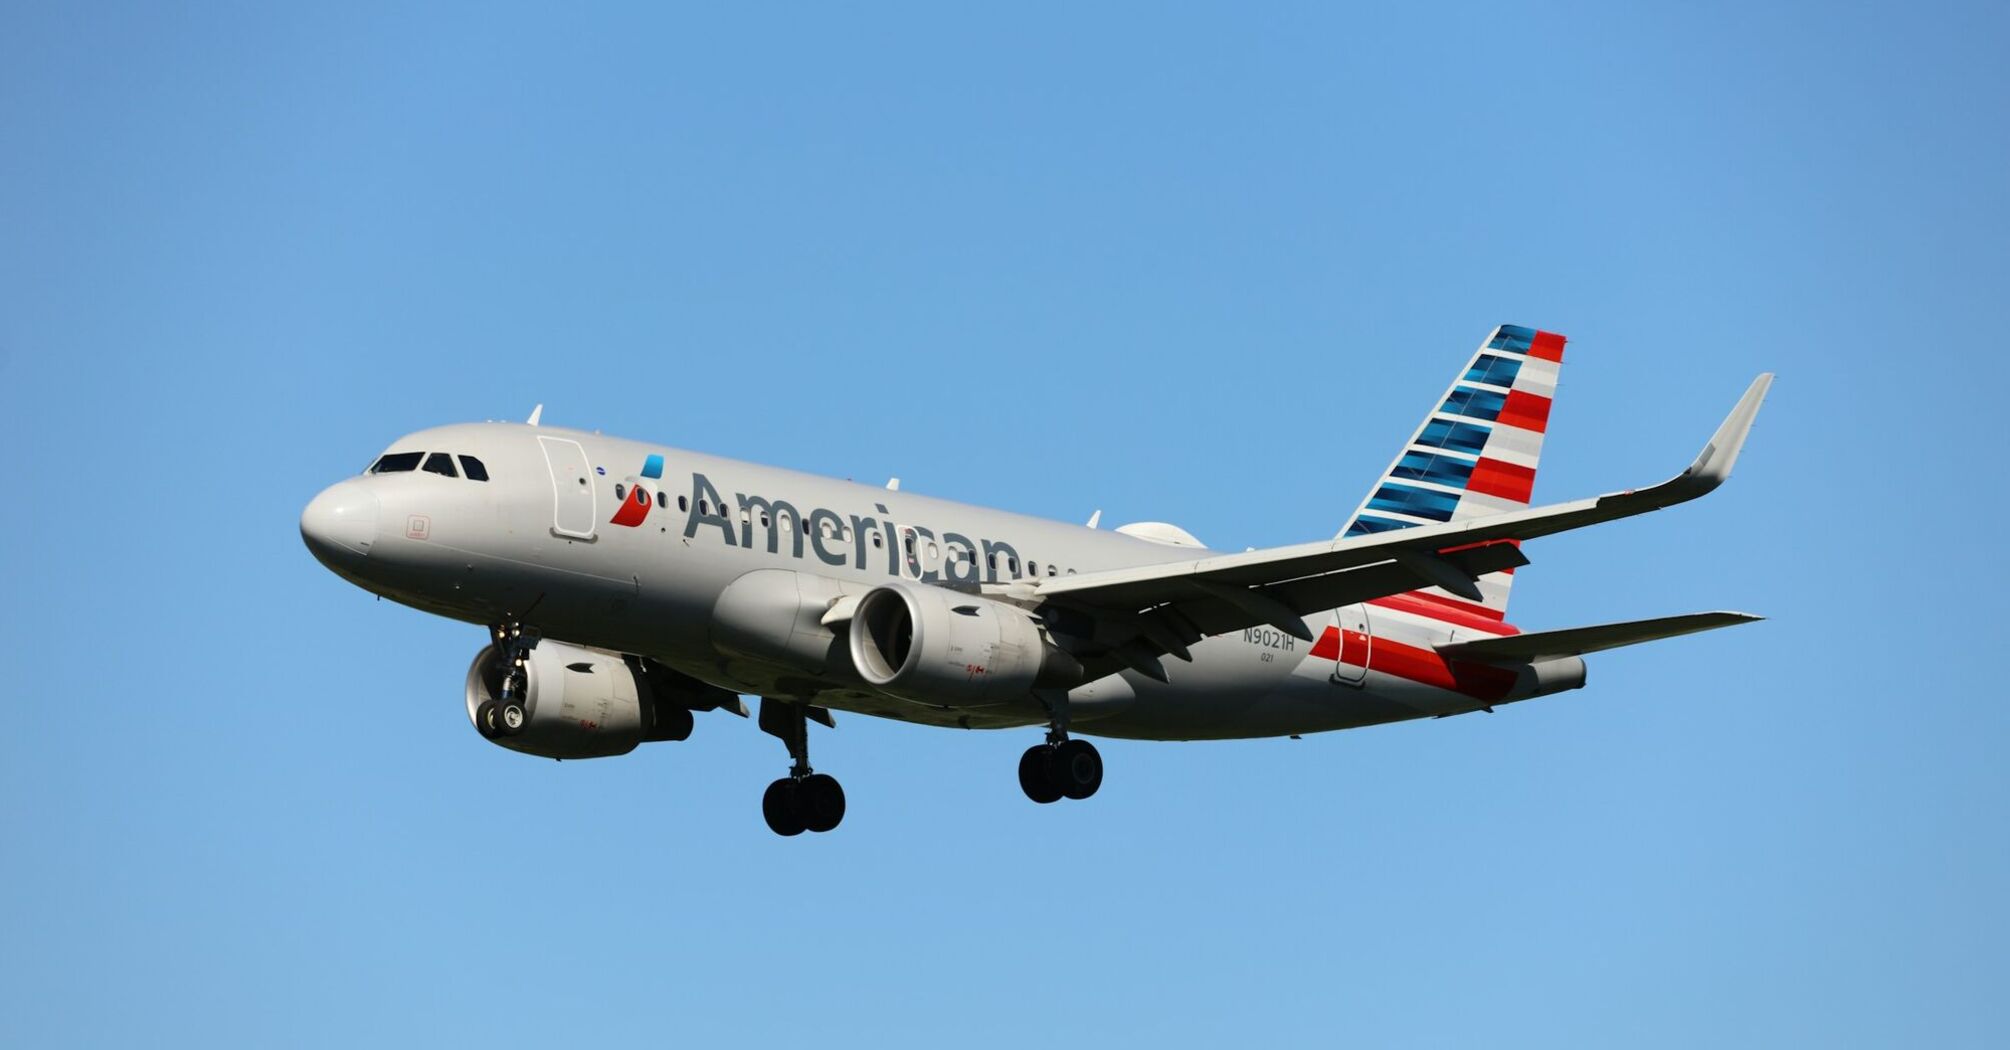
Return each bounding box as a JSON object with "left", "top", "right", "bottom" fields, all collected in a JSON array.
[
  {"left": 1496, "top": 389, "right": 1552, "bottom": 434},
  {"left": 1368, "top": 639, "right": 1522, "bottom": 701},
  {"left": 1467, "top": 457, "right": 1536, "bottom": 502},
  {"left": 1369, "top": 591, "right": 1516, "bottom": 630},
  {"left": 1306, "top": 630, "right": 1521, "bottom": 701}
]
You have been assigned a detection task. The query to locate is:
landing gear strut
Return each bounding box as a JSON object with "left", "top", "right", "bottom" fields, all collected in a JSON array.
[
  {"left": 1019, "top": 690, "right": 1103, "bottom": 804},
  {"left": 478, "top": 621, "right": 538, "bottom": 738},
  {"left": 758, "top": 699, "right": 844, "bottom": 836}
]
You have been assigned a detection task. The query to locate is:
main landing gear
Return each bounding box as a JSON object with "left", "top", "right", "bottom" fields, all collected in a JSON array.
[
  {"left": 758, "top": 699, "right": 845, "bottom": 837},
  {"left": 1019, "top": 690, "right": 1102, "bottom": 804},
  {"left": 476, "top": 621, "right": 537, "bottom": 739}
]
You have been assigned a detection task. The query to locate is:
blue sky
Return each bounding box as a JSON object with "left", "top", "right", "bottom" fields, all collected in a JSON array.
[{"left": 3, "top": 3, "right": 2004, "bottom": 1045}]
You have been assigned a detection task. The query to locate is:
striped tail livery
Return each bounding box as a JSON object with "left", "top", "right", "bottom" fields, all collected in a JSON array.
[{"left": 1341, "top": 323, "right": 1566, "bottom": 624}]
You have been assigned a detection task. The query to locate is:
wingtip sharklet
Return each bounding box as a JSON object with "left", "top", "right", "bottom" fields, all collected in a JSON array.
[
  {"left": 1683, "top": 372, "right": 1773, "bottom": 490},
  {"left": 1618, "top": 372, "right": 1774, "bottom": 510}
]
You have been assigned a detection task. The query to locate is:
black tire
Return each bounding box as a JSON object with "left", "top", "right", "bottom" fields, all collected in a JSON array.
[
  {"left": 762, "top": 779, "right": 806, "bottom": 837},
  {"left": 498, "top": 701, "right": 528, "bottom": 736},
  {"left": 1019, "top": 744, "right": 1063, "bottom": 804},
  {"left": 798, "top": 773, "right": 846, "bottom": 833},
  {"left": 475, "top": 701, "right": 500, "bottom": 739},
  {"left": 1052, "top": 739, "right": 1103, "bottom": 800}
]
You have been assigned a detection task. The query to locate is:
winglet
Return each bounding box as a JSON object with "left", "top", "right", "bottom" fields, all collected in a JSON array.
[
  {"left": 526, "top": 404, "right": 544, "bottom": 426},
  {"left": 1617, "top": 372, "right": 1774, "bottom": 510},
  {"left": 1681, "top": 373, "right": 1773, "bottom": 493}
]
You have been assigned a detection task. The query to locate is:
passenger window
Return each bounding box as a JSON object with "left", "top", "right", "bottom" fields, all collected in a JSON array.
[
  {"left": 657, "top": 491, "right": 669, "bottom": 509},
  {"left": 1028, "top": 560, "right": 1039, "bottom": 576},
  {"left": 615, "top": 484, "right": 627, "bottom": 501},
  {"left": 679, "top": 495, "right": 689, "bottom": 512},
  {"left": 1047, "top": 565, "right": 1058, "bottom": 577},
  {"left": 458, "top": 456, "right": 489, "bottom": 482},
  {"left": 422, "top": 452, "right": 458, "bottom": 478},
  {"left": 371, "top": 452, "right": 424, "bottom": 474}
]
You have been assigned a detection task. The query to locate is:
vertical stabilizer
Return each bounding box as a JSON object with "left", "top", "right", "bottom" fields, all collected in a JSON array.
[{"left": 1338, "top": 324, "right": 1567, "bottom": 622}]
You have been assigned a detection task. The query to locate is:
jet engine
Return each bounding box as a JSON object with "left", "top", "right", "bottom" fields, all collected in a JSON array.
[
  {"left": 464, "top": 640, "right": 694, "bottom": 759},
  {"left": 847, "top": 583, "right": 1082, "bottom": 708}
]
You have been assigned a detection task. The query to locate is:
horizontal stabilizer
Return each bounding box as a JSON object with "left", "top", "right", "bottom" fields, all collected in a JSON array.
[{"left": 1436, "top": 611, "right": 1762, "bottom": 662}]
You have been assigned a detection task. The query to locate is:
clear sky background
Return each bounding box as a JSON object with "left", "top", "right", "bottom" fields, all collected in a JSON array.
[{"left": 3, "top": 3, "right": 2004, "bottom": 1046}]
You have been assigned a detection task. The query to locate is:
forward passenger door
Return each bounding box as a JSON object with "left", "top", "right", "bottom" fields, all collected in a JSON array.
[{"left": 538, "top": 436, "right": 597, "bottom": 540}]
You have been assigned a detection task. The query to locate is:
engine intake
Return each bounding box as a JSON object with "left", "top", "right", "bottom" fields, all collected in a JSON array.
[
  {"left": 464, "top": 640, "right": 693, "bottom": 759},
  {"left": 848, "top": 583, "right": 1081, "bottom": 708}
]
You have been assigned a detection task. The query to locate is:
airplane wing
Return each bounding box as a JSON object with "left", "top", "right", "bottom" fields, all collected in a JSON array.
[{"left": 1028, "top": 374, "right": 1773, "bottom": 676}]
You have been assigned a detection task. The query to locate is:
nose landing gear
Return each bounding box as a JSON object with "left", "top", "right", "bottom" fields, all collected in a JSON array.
[
  {"left": 477, "top": 621, "right": 538, "bottom": 738},
  {"left": 758, "top": 699, "right": 845, "bottom": 836}
]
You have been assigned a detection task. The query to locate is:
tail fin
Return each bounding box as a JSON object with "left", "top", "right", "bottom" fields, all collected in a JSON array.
[{"left": 1338, "top": 323, "right": 1567, "bottom": 622}]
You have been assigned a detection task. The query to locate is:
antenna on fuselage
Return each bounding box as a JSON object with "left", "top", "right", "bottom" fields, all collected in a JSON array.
[
  {"left": 526, "top": 404, "right": 544, "bottom": 426},
  {"left": 1086, "top": 509, "right": 1102, "bottom": 529},
  {"left": 886, "top": 478, "right": 900, "bottom": 491}
]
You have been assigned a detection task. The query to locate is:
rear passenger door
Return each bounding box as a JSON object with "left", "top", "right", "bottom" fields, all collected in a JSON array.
[{"left": 538, "top": 436, "right": 597, "bottom": 539}]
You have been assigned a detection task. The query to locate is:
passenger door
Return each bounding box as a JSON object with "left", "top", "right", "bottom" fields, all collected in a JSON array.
[
  {"left": 1331, "top": 604, "right": 1371, "bottom": 686},
  {"left": 538, "top": 436, "right": 597, "bottom": 539}
]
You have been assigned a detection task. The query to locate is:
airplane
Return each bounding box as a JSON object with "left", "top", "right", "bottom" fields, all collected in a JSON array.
[{"left": 301, "top": 325, "right": 1772, "bottom": 836}]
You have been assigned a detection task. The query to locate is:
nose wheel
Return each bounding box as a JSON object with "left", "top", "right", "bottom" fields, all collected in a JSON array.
[
  {"left": 758, "top": 699, "right": 844, "bottom": 836},
  {"left": 483, "top": 621, "right": 537, "bottom": 738}
]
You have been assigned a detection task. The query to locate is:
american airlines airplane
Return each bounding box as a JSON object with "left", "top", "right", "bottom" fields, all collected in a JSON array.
[{"left": 302, "top": 326, "right": 1771, "bottom": 836}]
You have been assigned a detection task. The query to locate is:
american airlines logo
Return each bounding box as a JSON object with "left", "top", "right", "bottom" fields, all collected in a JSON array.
[
  {"left": 608, "top": 453, "right": 666, "bottom": 528},
  {"left": 610, "top": 458, "right": 1031, "bottom": 585}
]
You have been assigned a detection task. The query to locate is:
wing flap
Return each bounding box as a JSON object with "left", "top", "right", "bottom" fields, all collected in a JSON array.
[{"left": 1436, "top": 611, "right": 1762, "bottom": 662}]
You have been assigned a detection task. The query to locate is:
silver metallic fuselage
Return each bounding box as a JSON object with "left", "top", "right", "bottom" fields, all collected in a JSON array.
[{"left": 303, "top": 421, "right": 1523, "bottom": 741}]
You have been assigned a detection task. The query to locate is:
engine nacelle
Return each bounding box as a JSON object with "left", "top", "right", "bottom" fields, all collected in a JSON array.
[
  {"left": 847, "top": 583, "right": 1081, "bottom": 709},
  {"left": 464, "top": 640, "right": 693, "bottom": 759}
]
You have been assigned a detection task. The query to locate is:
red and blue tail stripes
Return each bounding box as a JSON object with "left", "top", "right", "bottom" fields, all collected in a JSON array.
[{"left": 1340, "top": 324, "right": 1567, "bottom": 620}]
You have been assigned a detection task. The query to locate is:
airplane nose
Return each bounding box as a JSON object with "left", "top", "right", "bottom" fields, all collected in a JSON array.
[{"left": 301, "top": 480, "right": 380, "bottom": 565}]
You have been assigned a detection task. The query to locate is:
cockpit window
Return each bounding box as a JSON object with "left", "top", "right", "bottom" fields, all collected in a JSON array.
[
  {"left": 422, "top": 452, "right": 459, "bottom": 478},
  {"left": 459, "top": 456, "right": 489, "bottom": 482},
  {"left": 370, "top": 452, "right": 424, "bottom": 474}
]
